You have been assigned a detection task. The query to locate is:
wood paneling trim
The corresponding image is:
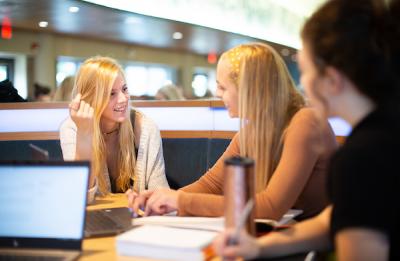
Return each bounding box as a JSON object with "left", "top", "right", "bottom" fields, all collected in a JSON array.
[
  {"left": 0, "top": 100, "right": 226, "bottom": 109},
  {"left": 0, "top": 130, "right": 235, "bottom": 141},
  {"left": 160, "top": 130, "right": 212, "bottom": 138},
  {"left": 0, "top": 130, "right": 342, "bottom": 142},
  {"left": 0, "top": 132, "right": 59, "bottom": 141},
  {"left": 210, "top": 131, "right": 236, "bottom": 139},
  {"left": 0, "top": 102, "right": 69, "bottom": 110},
  {"left": 132, "top": 100, "right": 212, "bottom": 107},
  {"left": 210, "top": 100, "right": 225, "bottom": 108}
]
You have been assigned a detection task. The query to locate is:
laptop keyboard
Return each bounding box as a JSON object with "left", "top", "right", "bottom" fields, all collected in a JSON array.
[
  {"left": 0, "top": 255, "right": 65, "bottom": 261},
  {"left": 85, "top": 210, "right": 122, "bottom": 231}
]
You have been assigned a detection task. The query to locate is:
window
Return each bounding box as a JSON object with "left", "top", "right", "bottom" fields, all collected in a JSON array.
[
  {"left": 191, "top": 67, "right": 216, "bottom": 98},
  {"left": 56, "top": 57, "right": 82, "bottom": 86},
  {"left": 56, "top": 57, "right": 177, "bottom": 98},
  {"left": 0, "top": 58, "right": 14, "bottom": 82},
  {"left": 0, "top": 65, "right": 7, "bottom": 81},
  {"left": 125, "top": 63, "right": 176, "bottom": 97}
]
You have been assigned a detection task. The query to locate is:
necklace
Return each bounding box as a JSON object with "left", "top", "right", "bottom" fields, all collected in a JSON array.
[{"left": 103, "top": 128, "right": 119, "bottom": 135}]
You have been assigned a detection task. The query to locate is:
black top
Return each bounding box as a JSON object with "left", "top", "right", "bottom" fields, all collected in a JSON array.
[
  {"left": 328, "top": 106, "right": 400, "bottom": 260},
  {"left": 110, "top": 109, "right": 138, "bottom": 193}
]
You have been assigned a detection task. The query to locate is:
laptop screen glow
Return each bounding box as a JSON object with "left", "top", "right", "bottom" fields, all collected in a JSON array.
[{"left": 0, "top": 165, "right": 88, "bottom": 240}]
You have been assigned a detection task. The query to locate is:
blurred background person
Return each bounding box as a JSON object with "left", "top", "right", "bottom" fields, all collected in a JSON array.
[
  {"left": 0, "top": 79, "right": 26, "bottom": 103},
  {"left": 33, "top": 83, "right": 52, "bottom": 102},
  {"left": 155, "top": 83, "right": 185, "bottom": 100},
  {"left": 53, "top": 76, "right": 75, "bottom": 102}
]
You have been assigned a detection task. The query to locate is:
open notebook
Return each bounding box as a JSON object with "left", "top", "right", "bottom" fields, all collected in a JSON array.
[{"left": 131, "top": 209, "right": 303, "bottom": 232}]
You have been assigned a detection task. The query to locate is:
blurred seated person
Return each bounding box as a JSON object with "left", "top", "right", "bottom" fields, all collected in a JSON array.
[
  {"left": 0, "top": 79, "right": 26, "bottom": 102},
  {"left": 155, "top": 84, "right": 185, "bottom": 100},
  {"left": 34, "top": 83, "right": 52, "bottom": 102},
  {"left": 53, "top": 76, "right": 75, "bottom": 102}
]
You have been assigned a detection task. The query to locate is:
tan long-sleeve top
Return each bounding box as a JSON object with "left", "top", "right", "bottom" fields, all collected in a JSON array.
[{"left": 178, "top": 108, "right": 337, "bottom": 220}]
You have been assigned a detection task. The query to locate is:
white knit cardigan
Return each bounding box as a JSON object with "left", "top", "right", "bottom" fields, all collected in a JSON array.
[{"left": 59, "top": 109, "right": 169, "bottom": 203}]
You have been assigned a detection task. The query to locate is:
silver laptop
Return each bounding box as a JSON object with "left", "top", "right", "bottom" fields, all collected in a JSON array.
[
  {"left": 26, "top": 144, "right": 133, "bottom": 238},
  {"left": 0, "top": 161, "right": 90, "bottom": 261}
]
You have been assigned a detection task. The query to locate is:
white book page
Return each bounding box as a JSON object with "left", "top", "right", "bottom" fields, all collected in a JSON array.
[
  {"left": 132, "top": 216, "right": 225, "bottom": 231},
  {"left": 131, "top": 209, "right": 303, "bottom": 231},
  {"left": 117, "top": 225, "right": 218, "bottom": 248}
]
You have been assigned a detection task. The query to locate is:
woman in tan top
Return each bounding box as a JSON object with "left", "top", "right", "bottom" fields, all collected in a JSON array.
[{"left": 127, "top": 43, "right": 337, "bottom": 220}]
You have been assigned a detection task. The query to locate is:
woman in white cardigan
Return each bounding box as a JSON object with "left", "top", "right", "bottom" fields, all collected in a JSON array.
[{"left": 59, "top": 56, "right": 169, "bottom": 204}]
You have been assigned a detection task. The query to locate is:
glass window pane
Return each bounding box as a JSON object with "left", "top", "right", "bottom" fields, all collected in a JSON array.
[
  {"left": 192, "top": 74, "right": 208, "bottom": 97},
  {"left": 148, "top": 67, "right": 168, "bottom": 96},
  {"left": 0, "top": 65, "right": 7, "bottom": 82},
  {"left": 56, "top": 60, "right": 79, "bottom": 86},
  {"left": 125, "top": 66, "right": 148, "bottom": 96}
]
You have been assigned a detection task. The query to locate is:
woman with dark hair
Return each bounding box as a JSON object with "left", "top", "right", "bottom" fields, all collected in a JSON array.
[{"left": 214, "top": 0, "right": 400, "bottom": 260}]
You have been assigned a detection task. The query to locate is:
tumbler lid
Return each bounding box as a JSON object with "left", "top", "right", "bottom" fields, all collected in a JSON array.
[{"left": 224, "top": 156, "right": 254, "bottom": 166}]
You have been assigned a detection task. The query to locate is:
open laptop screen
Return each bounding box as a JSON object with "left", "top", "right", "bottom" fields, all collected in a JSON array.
[{"left": 0, "top": 162, "right": 89, "bottom": 241}]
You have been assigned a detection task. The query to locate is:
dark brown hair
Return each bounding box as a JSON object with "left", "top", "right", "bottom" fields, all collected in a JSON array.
[{"left": 301, "top": 0, "right": 400, "bottom": 105}]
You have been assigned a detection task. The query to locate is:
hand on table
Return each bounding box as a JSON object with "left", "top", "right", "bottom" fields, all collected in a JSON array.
[{"left": 127, "top": 188, "right": 180, "bottom": 216}]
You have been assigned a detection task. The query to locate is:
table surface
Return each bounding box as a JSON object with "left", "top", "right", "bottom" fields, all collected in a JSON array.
[
  {"left": 82, "top": 193, "right": 147, "bottom": 261},
  {"left": 81, "top": 194, "right": 308, "bottom": 261}
]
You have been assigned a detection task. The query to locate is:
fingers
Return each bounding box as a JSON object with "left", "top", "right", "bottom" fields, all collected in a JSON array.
[
  {"left": 144, "top": 192, "right": 166, "bottom": 216},
  {"left": 132, "top": 190, "right": 153, "bottom": 216},
  {"left": 213, "top": 230, "right": 235, "bottom": 256},
  {"left": 126, "top": 189, "right": 138, "bottom": 208},
  {"left": 213, "top": 230, "right": 253, "bottom": 260},
  {"left": 126, "top": 189, "right": 141, "bottom": 217},
  {"left": 144, "top": 189, "right": 178, "bottom": 216},
  {"left": 69, "top": 94, "right": 94, "bottom": 133},
  {"left": 69, "top": 93, "right": 81, "bottom": 113}
]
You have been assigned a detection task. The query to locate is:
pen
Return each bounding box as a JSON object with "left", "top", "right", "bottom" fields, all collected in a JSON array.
[
  {"left": 130, "top": 184, "right": 145, "bottom": 217},
  {"left": 227, "top": 199, "right": 254, "bottom": 245}
]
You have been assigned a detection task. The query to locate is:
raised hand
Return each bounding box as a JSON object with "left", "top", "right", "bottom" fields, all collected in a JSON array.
[
  {"left": 69, "top": 93, "right": 95, "bottom": 180},
  {"left": 69, "top": 93, "right": 94, "bottom": 135}
]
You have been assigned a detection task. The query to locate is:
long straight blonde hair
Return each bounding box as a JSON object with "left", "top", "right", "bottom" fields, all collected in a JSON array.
[
  {"left": 221, "top": 43, "right": 305, "bottom": 192},
  {"left": 73, "top": 56, "right": 136, "bottom": 194}
]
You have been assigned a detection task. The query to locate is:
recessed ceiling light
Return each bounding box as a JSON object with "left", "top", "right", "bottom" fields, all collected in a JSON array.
[
  {"left": 172, "top": 32, "right": 183, "bottom": 40},
  {"left": 69, "top": 6, "right": 80, "bottom": 13},
  {"left": 124, "top": 17, "right": 142, "bottom": 24},
  {"left": 38, "top": 21, "right": 48, "bottom": 28}
]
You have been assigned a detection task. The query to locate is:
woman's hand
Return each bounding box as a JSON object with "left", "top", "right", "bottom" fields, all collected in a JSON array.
[
  {"left": 69, "top": 93, "right": 94, "bottom": 135},
  {"left": 213, "top": 229, "right": 261, "bottom": 261},
  {"left": 70, "top": 93, "right": 95, "bottom": 187},
  {"left": 128, "top": 188, "right": 180, "bottom": 216}
]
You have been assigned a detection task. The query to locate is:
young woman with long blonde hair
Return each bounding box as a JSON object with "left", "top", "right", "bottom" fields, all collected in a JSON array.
[
  {"left": 60, "top": 56, "right": 169, "bottom": 203},
  {"left": 128, "top": 43, "right": 337, "bottom": 220}
]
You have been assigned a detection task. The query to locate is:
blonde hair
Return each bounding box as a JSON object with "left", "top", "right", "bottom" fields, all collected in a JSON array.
[
  {"left": 156, "top": 84, "right": 185, "bottom": 100},
  {"left": 221, "top": 43, "right": 305, "bottom": 192},
  {"left": 73, "top": 56, "right": 136, "bottom": 194},
  {"left": 53, "top": 76, "right": 75, "bottom": 101}
]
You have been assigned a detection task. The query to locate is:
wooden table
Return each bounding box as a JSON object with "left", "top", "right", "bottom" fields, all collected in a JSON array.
[
  {"left": 80, "top": 194, "right": 307, "bottom": 261},
  {"left": 81, "top": 193, "right": 151, "bottom": 261}
]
